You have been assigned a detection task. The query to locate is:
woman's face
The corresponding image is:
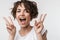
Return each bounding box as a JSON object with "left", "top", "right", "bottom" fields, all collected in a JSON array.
[{"left": 16, "top": 3, "right": 31, "bottom": 28}]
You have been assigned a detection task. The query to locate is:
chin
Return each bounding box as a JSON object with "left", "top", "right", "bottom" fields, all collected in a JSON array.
[{"left": 20, "top": 25, "right": 27, "bottom": 28}]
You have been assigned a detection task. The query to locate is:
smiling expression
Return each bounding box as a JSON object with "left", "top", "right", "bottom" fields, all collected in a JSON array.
[{"left": 16, "top": 3, "right": 31, "bottom": 27}]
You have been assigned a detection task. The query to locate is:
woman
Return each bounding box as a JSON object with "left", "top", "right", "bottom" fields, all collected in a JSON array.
[{"left": 4, "top": 0, "right": 47, "bottom": 40}]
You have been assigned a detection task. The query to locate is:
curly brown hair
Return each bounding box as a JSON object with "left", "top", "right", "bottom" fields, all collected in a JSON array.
[{"left": 11, "top": 0, "right": 38, "bottom": 20}]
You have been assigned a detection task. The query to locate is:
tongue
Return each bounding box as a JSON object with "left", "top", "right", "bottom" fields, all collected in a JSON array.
[{"left": 21, "top": 20, "right": 26, "bottom": 24}]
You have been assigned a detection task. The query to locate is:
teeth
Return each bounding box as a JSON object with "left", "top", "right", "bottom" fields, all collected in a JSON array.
[
  {"left": 20, "top": 18, "right": 26, "bottom": 21},
  {"left": 20, "top": 18, "right": 25, "bottom": 19}
]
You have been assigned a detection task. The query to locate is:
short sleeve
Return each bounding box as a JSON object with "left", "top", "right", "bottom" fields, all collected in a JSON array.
[{"left": 41, "top": 27, "right": 47, "bottom": 35}]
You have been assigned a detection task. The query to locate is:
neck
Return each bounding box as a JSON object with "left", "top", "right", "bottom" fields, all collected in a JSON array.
[
  {"left": 21, "top": 24, "right": 32, "bottom": 31},
  {"left": 19, "top": 24, "right": 32, "bottom": 36}
]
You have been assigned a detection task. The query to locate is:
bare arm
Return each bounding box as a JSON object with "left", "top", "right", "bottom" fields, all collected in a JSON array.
[
  {"left": 42, "top": 30, "right": 47, "bottom": 40},
  {"left": 34, "top": 14, "right": 47, "bottom": 40}
]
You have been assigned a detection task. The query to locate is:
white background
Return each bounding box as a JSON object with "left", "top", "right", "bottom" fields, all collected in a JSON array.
[{"left": 0, "top": 0, "right": 60, "bottom": 40}]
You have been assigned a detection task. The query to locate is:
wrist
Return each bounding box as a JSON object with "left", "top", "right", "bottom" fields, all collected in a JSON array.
[
  {"left": 9, "top": 35, "right": 15, "bottom": 40},
  {"left": 36, "top": 33, "right": 43, "bottom": 40}
]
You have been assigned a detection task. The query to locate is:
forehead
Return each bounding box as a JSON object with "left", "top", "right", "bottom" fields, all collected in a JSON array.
[{"left": 17, "top": 3, "right": 25, "bottom": 10}]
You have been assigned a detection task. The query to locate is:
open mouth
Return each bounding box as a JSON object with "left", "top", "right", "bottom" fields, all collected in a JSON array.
[
  {"left": 19, "top": 18, "right": 26, "bottom": 22},
  {"left": 19, "top": 18, "right": 26, "bottom": 24}
]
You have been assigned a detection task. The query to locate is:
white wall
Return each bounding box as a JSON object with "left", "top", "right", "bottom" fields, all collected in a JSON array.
[{"left": 0, "top": 0, "right": 60, "bottom": 40}]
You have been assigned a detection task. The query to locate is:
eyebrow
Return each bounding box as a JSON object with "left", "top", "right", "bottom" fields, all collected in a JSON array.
[
  {"left": 17, "top": 9, "right": 21, "bottom": 10},
  {"left": 17, "top": 8, "right": 26, "bottom": 11}
]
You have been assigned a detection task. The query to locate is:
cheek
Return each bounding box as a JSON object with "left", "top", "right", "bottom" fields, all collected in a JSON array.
[
  {"left": 16, "top": 13, "right": 19, "bottom": 20},
  {"left": 26, "top": 14, "right": 31, "bottom": 21},
  {"left": 28, "top": 16, "right": 31, "bottom": 20}
]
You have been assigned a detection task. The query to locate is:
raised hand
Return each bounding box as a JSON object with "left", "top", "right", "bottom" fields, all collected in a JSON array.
[
  {"left": 34, "top": 14, "right": 47, "bottom": 34},
  {"left": 3, "top": 16, "right": 16, "bottom": 39}
]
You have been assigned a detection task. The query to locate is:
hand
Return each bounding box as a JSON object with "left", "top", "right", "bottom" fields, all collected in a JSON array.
[
  {"left": 34, "top": 14, "right": 47, "bottom": 34},
  {"left": 3, "top": 16, "right": 16, "bottom": 39}
]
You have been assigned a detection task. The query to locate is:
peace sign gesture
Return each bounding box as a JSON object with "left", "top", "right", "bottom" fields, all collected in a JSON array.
[
  {"left": 3, "top": 16, "right": 16, "bottom": 39},
  {"left": 34, "top": 14, "right": 47, "bottom": 34}
]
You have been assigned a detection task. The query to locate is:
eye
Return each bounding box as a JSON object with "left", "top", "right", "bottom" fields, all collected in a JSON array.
[
  {"left": 17, "top": 10, "right": 21, "bottom": 13},
  {"left": 16, "top": 9, "right": 21, "bottom": 13},
  {"left": 26, "top": 10, "right": 30, "bottom": 13},
  {"left": 25, "top": 9, "right": 30, "bottom": 13}
]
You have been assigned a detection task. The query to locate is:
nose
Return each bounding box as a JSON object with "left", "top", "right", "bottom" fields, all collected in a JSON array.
[{"left": 20, "top": 11, "right": 25, "bottom": 16}]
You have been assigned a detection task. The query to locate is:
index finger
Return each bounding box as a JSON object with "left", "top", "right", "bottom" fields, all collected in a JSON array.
[
  {"left": 3, "top": 17, "right": 10, "bottom": 24},
  {"left": 40, "top": 14, "right": 47, "bottom": 22},
  {"left": 8, "top": 16, "right": 13, "bottom": 24},
  {"left": 3, "top": 16, "right": 13, "bottom": 25}
]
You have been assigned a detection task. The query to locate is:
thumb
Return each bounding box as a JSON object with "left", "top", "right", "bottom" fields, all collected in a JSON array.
[{"left": 35, "top": 20, "right": 37, "bottom": 26}]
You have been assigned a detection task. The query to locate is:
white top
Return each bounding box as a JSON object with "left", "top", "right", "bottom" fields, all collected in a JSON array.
[{"left": 14, "top": 27, "right": 46, "bottom": 40}]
